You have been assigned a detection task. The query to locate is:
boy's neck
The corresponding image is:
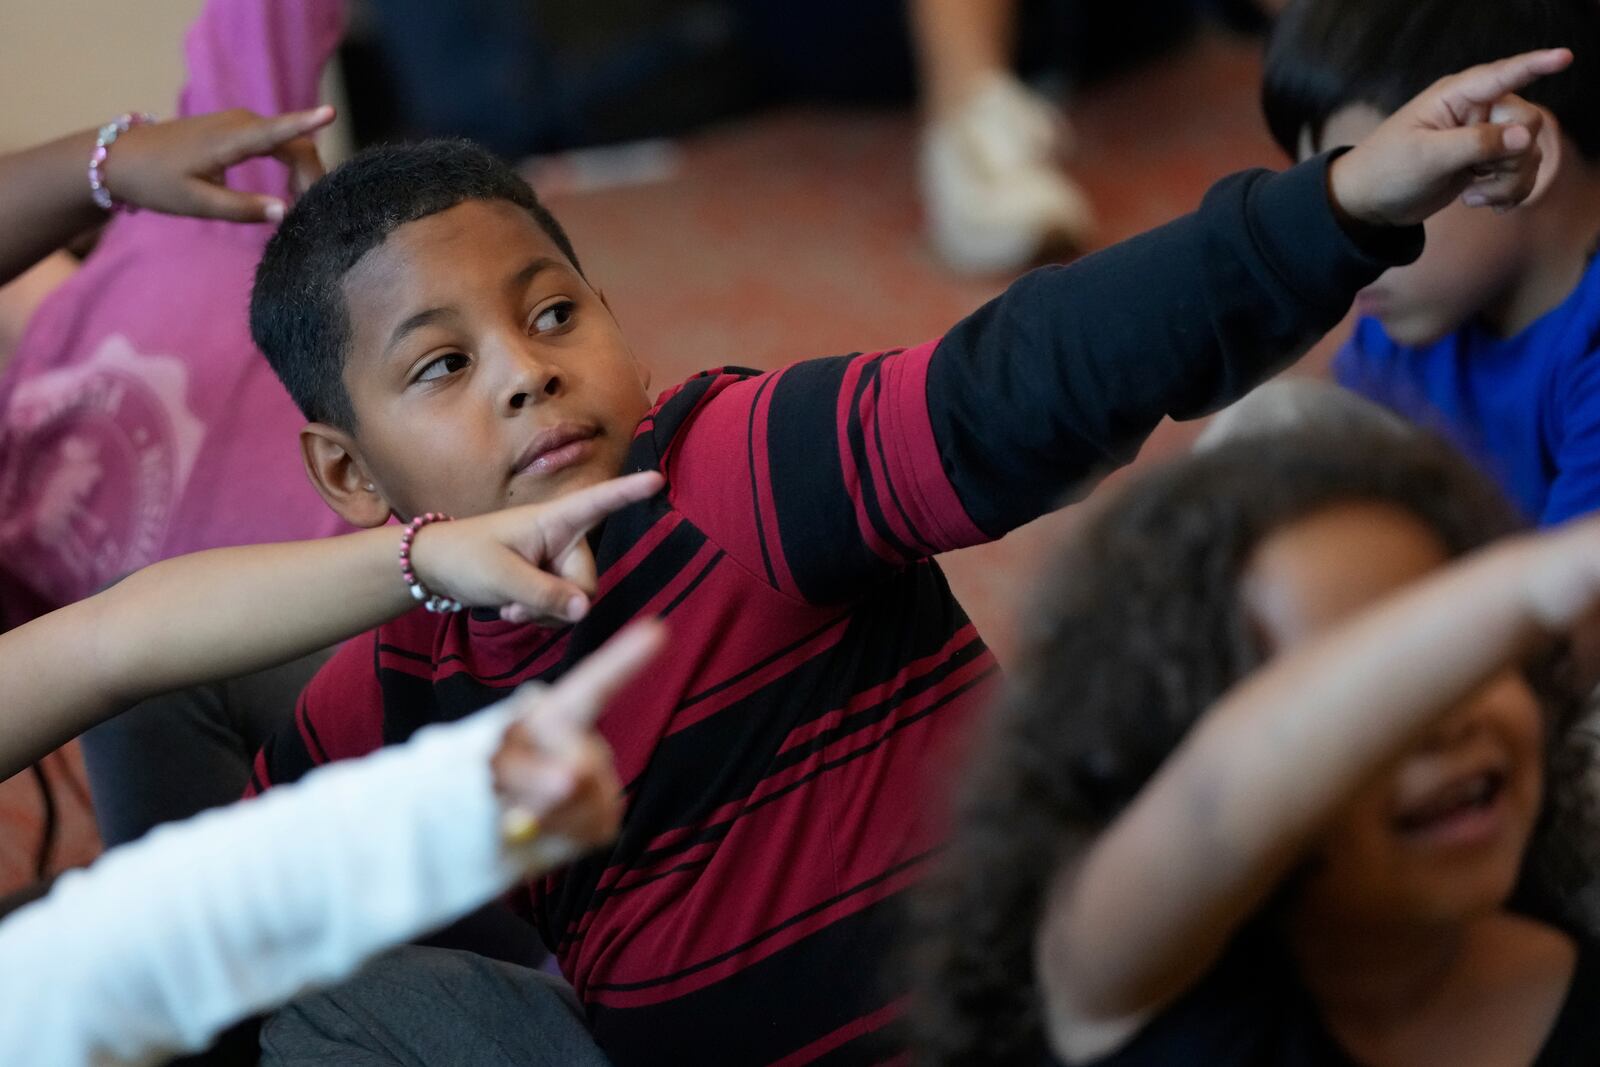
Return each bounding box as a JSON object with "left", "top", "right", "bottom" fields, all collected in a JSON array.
[{"left": 1485, "top": 160, "right": 1600, "bottom": 338}]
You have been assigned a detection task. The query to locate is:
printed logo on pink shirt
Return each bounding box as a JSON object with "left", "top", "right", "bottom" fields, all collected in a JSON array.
[{"left": 0, "top": 335, "right": 204, "bottom": 604}]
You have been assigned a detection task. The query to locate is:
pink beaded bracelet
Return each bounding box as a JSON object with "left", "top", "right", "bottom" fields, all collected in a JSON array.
[
  {"left": 88, "top": 112, "right": 154, "bottom": 213},
  {"left": 399, "top": 512, "right": 464, "bottom": 614}
]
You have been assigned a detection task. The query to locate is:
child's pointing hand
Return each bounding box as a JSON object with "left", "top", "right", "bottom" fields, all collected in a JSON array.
[
  {"left": 99, "top": 105, "right": 335, "bottom": 223},
  {"left": 407, "top": 471, "right": 664, "bottom": 627},
  {"left": 1330, "top": 48, "right": 1573, "bottom": 229},
  {"left": 489, "top": 622, "right": 664, "bottom": 861}
]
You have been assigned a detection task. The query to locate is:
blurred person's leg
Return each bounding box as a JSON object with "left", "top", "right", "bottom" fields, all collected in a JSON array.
[
  {"left": 911, "top": 0, "right": 1016, "bottom": 116},
  {"left": 911, "top": 0, "right": 1094, "bottom": 273},
  {"left": 261, "top": 947, "right": 609, "bottom": 1066}
]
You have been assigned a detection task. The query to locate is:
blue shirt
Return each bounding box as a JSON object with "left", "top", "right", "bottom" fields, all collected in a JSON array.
[{"left": 1336, "top": 254, "right": 1600, "bottom": 525}]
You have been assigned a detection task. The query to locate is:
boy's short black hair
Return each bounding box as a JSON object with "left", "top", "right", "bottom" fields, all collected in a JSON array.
[
  {"left": 1263, "top": 0, "right": 1600, "bottom": 161},
  {"left": 251, "top": 139, "right": 582, "bottom": 430}
]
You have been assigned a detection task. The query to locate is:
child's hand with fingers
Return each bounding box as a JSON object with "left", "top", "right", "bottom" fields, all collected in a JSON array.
[
  {"left": 99, "top": 105, "right": 336, "bottom": 223},
  {"left": 406, "top": 471, "right": 665, "bottom": 627},
  {"left": 490, "top": 622, "right": 665, "bottom": 860},
  {"left": 1330, "top": 48, "right": 1573, "bottom": 229}
]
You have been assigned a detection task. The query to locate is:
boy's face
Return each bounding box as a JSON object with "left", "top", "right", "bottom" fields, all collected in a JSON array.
[
  {"left": 330, "top": 199, "right": 651, "bottom": 522},
  {"left": 1314, "top": 105, "right": 1534, "bottom": 345}
]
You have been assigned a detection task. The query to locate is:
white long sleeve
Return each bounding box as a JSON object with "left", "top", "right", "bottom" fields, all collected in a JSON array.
[{"left": 0, "top": 704, "right": 567, "bottom": 1067}]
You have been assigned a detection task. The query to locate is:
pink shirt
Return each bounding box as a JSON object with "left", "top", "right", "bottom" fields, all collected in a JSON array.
[{"left": 0, "top": 0, "right": 350, "bottom": 628}]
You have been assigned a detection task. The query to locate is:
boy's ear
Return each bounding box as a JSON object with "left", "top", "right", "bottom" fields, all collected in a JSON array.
[
  {"left": 300, "top": 423, "right": 392, "bottom": 528},
  {"left": 1523, "top": 106, "right": 1565, "bottom": 208}
]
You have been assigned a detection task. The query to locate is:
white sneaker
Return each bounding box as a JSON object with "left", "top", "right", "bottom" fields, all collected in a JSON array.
[{"left": 919, "top": 74, "right": 1096, "bottom": 274}]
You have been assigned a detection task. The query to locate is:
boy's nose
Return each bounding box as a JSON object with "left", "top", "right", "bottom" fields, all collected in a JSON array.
[{"left": 498, "top": 347, "right": 563, "bottom": 412}]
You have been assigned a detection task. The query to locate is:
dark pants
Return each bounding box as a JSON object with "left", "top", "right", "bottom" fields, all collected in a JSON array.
[
  {"left": 261, "top": 947, "right": 610, "bottom": 1066},
  {"left": 81, "top": 652, "right": 332, "bottom": 847}
]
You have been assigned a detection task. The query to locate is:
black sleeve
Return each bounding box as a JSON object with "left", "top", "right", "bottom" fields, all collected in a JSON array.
[{"left": 926, "top": 151, "right": 1424, "bottom": 537}]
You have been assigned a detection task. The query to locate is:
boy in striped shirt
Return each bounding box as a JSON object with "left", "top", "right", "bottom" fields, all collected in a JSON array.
[{"left": 246, "top": 51, "right": 1563, "bottom": 1065}]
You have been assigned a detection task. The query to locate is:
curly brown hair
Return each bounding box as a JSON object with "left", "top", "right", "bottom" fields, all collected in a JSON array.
[{"left": 908, "top": 427, "right": 1597, "bottom": 1065}]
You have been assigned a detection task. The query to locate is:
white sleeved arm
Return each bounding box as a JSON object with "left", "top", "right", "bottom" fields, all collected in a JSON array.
[{"left": 0, "top": 703, "right": 564, "bottom": 1067}]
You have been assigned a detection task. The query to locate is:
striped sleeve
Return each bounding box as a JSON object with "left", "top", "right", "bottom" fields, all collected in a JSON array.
[
  {"left": 667, "top": 154, "right": 1423, "bottom": 600},
  {"left": 663, "top": 345, "right": 986, "bottom": 604},
  {"left": 246, "top": 628, "right": 385, "bottom": 796}
]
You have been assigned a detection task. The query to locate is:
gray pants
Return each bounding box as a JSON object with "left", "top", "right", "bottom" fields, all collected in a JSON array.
[{"left": 261, "top": 946, "right": 610, "bottom": 1066}]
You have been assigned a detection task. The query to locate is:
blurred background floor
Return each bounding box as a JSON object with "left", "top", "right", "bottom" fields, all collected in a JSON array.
[{"left": 0, "top": 28, "right": 1348, "bottom": 891}]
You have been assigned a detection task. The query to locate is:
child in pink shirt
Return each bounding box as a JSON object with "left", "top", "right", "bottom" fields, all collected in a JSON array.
[{"left": 0, "top": 0, "right": 350, "bottom": 630}]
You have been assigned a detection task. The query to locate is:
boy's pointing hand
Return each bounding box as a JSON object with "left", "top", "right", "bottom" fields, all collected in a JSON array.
[{"left": 1330, "top": 48, "right": 1572, "bottom": 229}]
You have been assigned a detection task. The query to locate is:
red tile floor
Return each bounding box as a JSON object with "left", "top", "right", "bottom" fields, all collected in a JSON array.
[{"left": 0, "top": 30, "right": 1353, "bottom": 892}]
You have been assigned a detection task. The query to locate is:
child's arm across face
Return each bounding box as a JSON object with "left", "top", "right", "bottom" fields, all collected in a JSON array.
[
  {"left": 0, "top": 471, "right": 663, "bottom": 782},
  {"left": 1035, "top": 509, "right": 1600, "bottom": 1063}
]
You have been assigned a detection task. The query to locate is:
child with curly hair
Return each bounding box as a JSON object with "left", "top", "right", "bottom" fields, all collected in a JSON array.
[{"left": 916, "top": 425, "right": 1600, "bottom": 1065}]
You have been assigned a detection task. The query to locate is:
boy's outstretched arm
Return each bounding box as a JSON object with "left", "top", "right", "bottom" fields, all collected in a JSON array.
[
  {"left": 1037, "top": 510, "right": 1599, "bottom": 1063},
  {"left": 0, "top": 473, "right": 662, "bottom": 782},
  {"left": 929, "top": 49, "right": 1567, "bottom": 537},
  {"left": 668, "top": 52, "right": 1569, "bottom": 603}
]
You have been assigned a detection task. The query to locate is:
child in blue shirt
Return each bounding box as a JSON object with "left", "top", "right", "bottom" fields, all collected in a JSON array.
[{"left": 1265, "top": 0, "right": 1600, "bottom": 525}]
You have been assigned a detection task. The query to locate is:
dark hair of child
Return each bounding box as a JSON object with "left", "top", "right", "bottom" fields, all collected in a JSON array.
[
  {"left": 909, "top": 428, "right": 1600, "bottom": 1065},
  {"left": 250, "top": 139, "right": 581, "bottom": 430},
  {"left": 1262, "top": 0, "right": 1600, "bottom": 160}
]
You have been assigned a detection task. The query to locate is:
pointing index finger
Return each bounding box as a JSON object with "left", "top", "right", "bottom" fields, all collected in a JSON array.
[
  {"left": 520, "top": 472, "right": 664, "bottom": 553},
  {"left": 531, "top": 621, "right": 665, "bottom": 736},
  {"left": 1445, "top": 48, "right": 1572, "bottom": 110},
  {"left": 222, "top": 105, "right": 337, "bottom": 165}
]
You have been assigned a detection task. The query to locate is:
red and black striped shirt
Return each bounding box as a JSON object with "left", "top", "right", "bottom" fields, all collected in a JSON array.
[{"left": 249, "top": 156, "right": 1421, "bottom": 1065}]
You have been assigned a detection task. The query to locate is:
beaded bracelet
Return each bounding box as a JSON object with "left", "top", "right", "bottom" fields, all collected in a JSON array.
[
  {"left": 399, "top": 512, "right": 465, "bottom": 614},
  {"left": 88, "top": 112, "right": 155, "bottom": 213}
]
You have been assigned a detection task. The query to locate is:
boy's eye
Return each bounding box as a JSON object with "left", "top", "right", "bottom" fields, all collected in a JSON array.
[
  {"left": 531, "top": 301, "right": 575, "bottom": 334},
  {"left": 415, "top": 353, "right": 469, "bottom": 383}
]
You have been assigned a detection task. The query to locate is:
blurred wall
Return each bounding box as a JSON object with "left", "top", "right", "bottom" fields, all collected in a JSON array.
[
  {"left": 0, "top": 0, "right": 349, "bottom": 161},
  {"left": 0, "top": 0, "right": 205, "bottom": 151}
]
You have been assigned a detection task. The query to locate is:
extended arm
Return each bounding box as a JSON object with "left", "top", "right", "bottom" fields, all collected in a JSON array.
[
  {"left": 0, "top": 622, "right": 656, "bottom": 1067},
  {"left": 0, "top": 473, "right": 661, "bottom": 781}
]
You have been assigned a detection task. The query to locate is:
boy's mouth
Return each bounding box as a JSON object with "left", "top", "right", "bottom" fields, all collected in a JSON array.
[{"left": 513, "top": 422, "right": 600, "bottom": 479}]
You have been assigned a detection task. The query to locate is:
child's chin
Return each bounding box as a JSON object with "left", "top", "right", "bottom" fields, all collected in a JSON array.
[{"left": 1379, "top": 312, "right": 1456, "bottom": 348}]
